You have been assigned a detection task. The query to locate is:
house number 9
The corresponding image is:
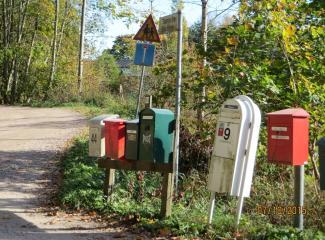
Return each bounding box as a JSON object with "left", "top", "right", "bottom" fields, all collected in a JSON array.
[{"left": 224, "top": 128, "right": 231, "bottom": 140}]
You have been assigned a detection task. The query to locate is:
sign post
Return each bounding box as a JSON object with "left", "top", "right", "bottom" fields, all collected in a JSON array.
[
  {"left": 174, "top": 10, "right": 183, "bottom": 193},
  {"left": 159, "top": 11, "right": 183, "bottom": 193},
  {"left": 133, "top": 15, "right": 160, "bottom": 117}
]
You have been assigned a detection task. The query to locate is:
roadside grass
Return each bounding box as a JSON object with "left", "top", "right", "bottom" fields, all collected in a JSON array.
[
  {"left": 27, "top": 95, "right": 136, "bottom": 119},
  {"left": 58, "top": 134, "right": 324, "bottom": 239}
]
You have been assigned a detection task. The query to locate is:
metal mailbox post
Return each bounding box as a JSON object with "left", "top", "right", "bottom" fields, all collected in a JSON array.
[
  {"left": 207, "top": 95, "right": 261, "bottom": 226},
  {"left": 139, "top": 108, "right": 175, "bottom": 164},
  {"left": 88, "top": 114, "right": 119, "bottom": 157}
]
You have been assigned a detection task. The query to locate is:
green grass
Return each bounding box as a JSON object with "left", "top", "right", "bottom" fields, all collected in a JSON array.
[
  {"left": 26, "top": 95, "right": 136, "bottom": 119},
  {"left": 58, "top": 134, "right": 324, "bottom": 239}
]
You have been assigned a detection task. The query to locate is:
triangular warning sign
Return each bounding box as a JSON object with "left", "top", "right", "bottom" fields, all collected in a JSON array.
[{"left": 133, "top": 14, "right": 161, "bottom": 43}]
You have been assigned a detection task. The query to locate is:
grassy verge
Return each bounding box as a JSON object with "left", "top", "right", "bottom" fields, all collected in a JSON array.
[
  {"left": 58, "top": 134, "right": 324, "bottom": 239},
  {"left": 26, "top": 95, "right": 136, "bottom": 119}
]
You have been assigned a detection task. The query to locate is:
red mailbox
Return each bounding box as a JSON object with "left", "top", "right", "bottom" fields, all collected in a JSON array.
[
  {"left": 267, "top": 108, "right": 309, "bottom": 166},
  {"left": 104, "top": 119, "right": 126, "bottom": 160}
]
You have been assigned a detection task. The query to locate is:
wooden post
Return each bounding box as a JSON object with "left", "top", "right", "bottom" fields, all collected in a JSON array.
[
  {"left": 161, "top": 172, "right": 174, "bottom": 217},
  {"left": 104, "top": 168, "right": 115, "bottom": 199}
]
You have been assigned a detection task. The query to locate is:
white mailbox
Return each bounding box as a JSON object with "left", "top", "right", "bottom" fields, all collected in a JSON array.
[
  {"left": 89, "top": 114, "right": 119, "bottom": 157},
  {"left": 207, "top": 95, "right": 261, "bottom": 226}
]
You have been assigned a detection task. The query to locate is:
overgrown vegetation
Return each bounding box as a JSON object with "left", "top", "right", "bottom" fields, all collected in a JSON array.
[{"left": 58, "top": 132, "right": 324, "bottom": 239}]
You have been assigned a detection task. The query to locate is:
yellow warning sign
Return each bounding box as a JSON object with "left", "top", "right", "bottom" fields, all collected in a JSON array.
[{"left": 133, "top": 14, "right": 161, "bottom": 43}]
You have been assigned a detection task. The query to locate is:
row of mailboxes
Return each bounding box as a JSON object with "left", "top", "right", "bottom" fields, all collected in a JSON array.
[{"left": 89, "top": 108, "right": 175, "bottom": 164}]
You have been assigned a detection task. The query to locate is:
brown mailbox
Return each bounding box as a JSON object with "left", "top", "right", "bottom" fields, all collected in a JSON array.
[{"left": 267, "top": 108, "right": 309, "bottom": 166}]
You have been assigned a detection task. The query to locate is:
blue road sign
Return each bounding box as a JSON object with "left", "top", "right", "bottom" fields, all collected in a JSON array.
[{"left": 134, "top": 43, "right": 155, "bottom": 66}]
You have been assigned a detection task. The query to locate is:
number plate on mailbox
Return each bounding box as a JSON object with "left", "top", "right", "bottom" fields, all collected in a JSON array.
[{"left": 213, "top": 122, "right": 240, "bottom": 159}]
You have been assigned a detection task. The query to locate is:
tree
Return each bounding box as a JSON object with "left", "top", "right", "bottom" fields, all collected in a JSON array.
[{"left": 95, "top": 49, "right": 120, "bottom": 93}]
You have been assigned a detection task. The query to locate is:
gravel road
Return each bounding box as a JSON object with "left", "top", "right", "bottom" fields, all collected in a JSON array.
[{"left": 0, "top": 106, "right": 141, "bottom": 240}]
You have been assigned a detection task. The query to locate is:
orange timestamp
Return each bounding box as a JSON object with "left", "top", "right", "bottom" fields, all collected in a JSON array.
[{"left": 255, "top": 205, "right": 309, "bottom": 215}]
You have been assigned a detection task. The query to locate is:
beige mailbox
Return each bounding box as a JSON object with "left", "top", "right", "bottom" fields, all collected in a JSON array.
[{"left": 89, "top": 114, "right": 119, "bottom": 157}]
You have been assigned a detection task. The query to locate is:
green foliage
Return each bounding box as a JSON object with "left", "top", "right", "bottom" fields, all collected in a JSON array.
[
  {"left": 0, "top": 0, "right": 138, "bottom": 104},
  {"left": 95, "top": 49, "right": 120, "bottom": 93},
  {"left": 59, "top": 134, "right": 324, "bottom": 238}
]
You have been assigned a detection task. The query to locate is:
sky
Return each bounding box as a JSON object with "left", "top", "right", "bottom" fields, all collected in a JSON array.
[{"left": 88, "top": 0, "right": 239, "bottom": 55}]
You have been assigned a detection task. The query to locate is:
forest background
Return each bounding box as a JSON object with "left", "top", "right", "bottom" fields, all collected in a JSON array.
[{"left": 0, "top": 0, "right": 324, "bottom": 239}]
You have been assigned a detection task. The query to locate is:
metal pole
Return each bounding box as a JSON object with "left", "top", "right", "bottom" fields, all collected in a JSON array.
[
  {"left": 173, "top": 10, "right": 182, "bottom": 194},
  {"left": 136, "top": 65, "right": 146, "bottom": 118},
  {"left": 294, "top": 165, "right": 304, "bottom": 230},
  {"left": 208, "top": 192, "right": 216, "bottom": 224},
  {"left": 78, "top": 0, "right": 86, "bottom": 95}
]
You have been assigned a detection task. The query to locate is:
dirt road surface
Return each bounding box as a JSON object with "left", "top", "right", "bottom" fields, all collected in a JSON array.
[{"left": 0, "top": 106, "right": 141, "bottom": 240}]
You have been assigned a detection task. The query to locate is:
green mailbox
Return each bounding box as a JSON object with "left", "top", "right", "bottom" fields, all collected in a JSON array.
[
  {"left": 317, "top": 137, "right": 325, "bottom": 190},
  {"left": 125, "top": 119, "right": 139, "bottom": 160},
  {"left": 139, "top": 108, "right": 175, "bottom": 163}
]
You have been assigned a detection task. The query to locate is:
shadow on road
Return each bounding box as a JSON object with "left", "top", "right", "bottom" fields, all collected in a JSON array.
[{"left": 0, "top": 210, "right": 127, "bottom": 240}]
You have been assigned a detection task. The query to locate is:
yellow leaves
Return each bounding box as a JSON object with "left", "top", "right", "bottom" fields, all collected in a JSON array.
[
  {"left": 234, "top": 58, "right": 247, "bottom": 67},
  {"left": 245, "top": 22, "right": 254, "bottom": 30},
  {"left": 227, "top": 36, "right": 239, "bottom": 46},
  {"left": 305, "top": 52, "right": 315, "bottom": 61},
  {"left": 311, "top": 26, "right": 324, "bottom": 39},
  {"left": 282, "top": 24, "right": 297, "bottom": 53},
  {"left": 283, "top": 24, "right": 296, "bottom": 39},
  {"left": 225, "top": 47, "right": 231, "bottom": 53},
  {"left": 234, "top": 58, "right": 241, "bottom": 65}
]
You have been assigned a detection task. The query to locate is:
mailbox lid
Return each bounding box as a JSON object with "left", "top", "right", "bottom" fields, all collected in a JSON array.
[
  {"left": 89, "top": 114, "right": 119, "bottom": 127},
  {"left": 125, "top": 119, "right": 139, "bottom": 160},
  {"left": 267, "top": 108, "right": 310, "bottom": 118}
]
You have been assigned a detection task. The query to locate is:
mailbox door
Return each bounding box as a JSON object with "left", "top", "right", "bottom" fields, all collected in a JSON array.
[
  {"left": 154, "top": 112, "right": 174, "bottom": 164},
  {"left": 125, "top": 120, "right": 139, "bottom": 160},
  {"left": 139, "top": 113, "right": 155, "bottom": 161},
  {"left": 213, "top": 121, "right": 240, "bottom": 159},
  {"left": 292, "top": 118, "right": 309, "bottom": 165},
  {"left": 105, "top": 120, "right": 126, "bottom": 160},
  {"left": 268, "top": 117, "right": 293, "bottom": 165},
  {"left": 89, "top": 127, "right": 102, "bottom": 157}
]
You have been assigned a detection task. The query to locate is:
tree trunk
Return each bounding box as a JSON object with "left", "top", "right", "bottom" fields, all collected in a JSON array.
[
  {"left": 45, "top": 0, "right": 59, "bottom": 100},
  {"left": 197, "top": 0, "right": 208, "bottom": 128},
  {"left": 7, "top": 0, "right": 30, "bottom": 103},
  {"left": 22, "top": 15, "right": 38, "bottom": 101},
  {"left": 77, "top": 0, "right": 86, "bottom": 96},
  {"left": 56, "top": 0, "right": 69, "bottom": 57},
  {"left": 2, "top": 0, "right": 8, "bottom": 103}
]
